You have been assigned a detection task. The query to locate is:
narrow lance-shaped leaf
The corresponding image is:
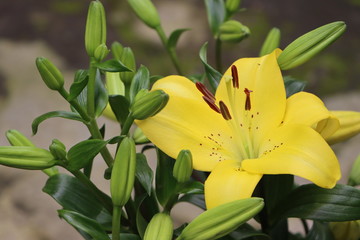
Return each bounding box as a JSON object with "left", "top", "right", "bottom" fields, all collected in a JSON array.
[
  {"left": 205, "top": 0, "right": 226, "bottom": 35},
  {"left": 108, "top": 95, "right": 130, "bottom": 126},
  {"left": 67, "top": 139, "right": 108, "bottom": 171},
  {"left": 130, "top": 65, "right": 150, "bottom": 102},
  {"left": 95, "top": 59, "right": 132, "bottom": 72},
  {"left": 58, "top": 209, "right": 111, "bottom": 240},
  {"left": 32, "top": 111, "right": 85, "bottom": 135},
  {"left": 199, "top": 42, "right": 222, "bottom": 92},
  {"left": 68, "top": 70, "right": 89, "bottom": 101},
  {"left": 94, "top": 69, "right": 108, "bottom": 117},
  {"left": 272, "top": 184, "right": 360, "bottom": 223},
  {"left": 135, "top": 153, "right": 154, "bottom": 196},
  {"left": 167, "top": 28, "right": 190, "bottom": 50}
]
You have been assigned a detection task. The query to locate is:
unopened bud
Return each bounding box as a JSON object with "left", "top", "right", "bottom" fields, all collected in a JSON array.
[
  {"left": 119, "top": 47, "right": 136, "bottom": 84},
  {"left": 85, "top": 0, "right": 106, "bottom": 57},
  {"left": 127, "top": 0, "right": 161, "bottom": 29},
  {"left": 110, "top": 137, "right": 136, "bottom": 206},
  {"left": 143, "top": 213, "right": 173, "bottom": 240},
  {"left": 260, "top": 27, "right": 281, "bottom": 56},
  {"left": 225, "top": 0, "right": 241, "bottom": 16},
  {"left": 131, "top": 89, "right": 169, "bottom": 120},
  {"left": 0, "top": 146, "right": 57, "bottom": 170},
  {"left": 36, "top": 57, "right": 64, "bottom": 91},
  {"left": 6, "top": 129, "right": 35, "bottom": 147},
  {"left": 177, "top": 198, "right": 264, "bottom": 240},
  {"left": 133, "top": 127, "right": 149, "bottom": 144},
  {"left": 219, "top": 20, "right": 250, "bottom": 43},
  {"left": 323, "top": 111, "right": 360, "bottom": 145},
  {"left": 173, "top": 150, "right": 193, "bottom": 183},
  {"left": 348, "top": 155, "right": 360, "bottom": 186},
  {"left": 49, "top": 139, "right": 67, "bottom": 161},
  {"left": 278, "top": 21, "right": 346, "bottom": 70},
  {"left": 94, "top": 43, "right": 110, "bottom": 62}
]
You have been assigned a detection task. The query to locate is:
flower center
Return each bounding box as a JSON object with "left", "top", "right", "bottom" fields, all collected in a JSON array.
[{"left": 196, "top": 65, "right": 259, "bottom": 161}]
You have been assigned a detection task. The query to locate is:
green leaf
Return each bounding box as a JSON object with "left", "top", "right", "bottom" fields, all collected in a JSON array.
[
  {"left": 135, "top": 194, "right": 149, "bottom": 239},
  {"left": 284, "top": 76, "right": 307, "bottom": 98},
  {"left": 67, "top": 139, "right": 108, "bottom": 171},
  {"left": 32, "top": 111, "right": 84, "bottom": 135},
  {"left": 95, "top": 59, "right": 131, "bottom": 72},
  {"left": 136, "top": 153, "right": 154, "bottom": 196},
  {"left": 199, "top": 42, "right": 222, "bottom": 92},
  {"left": 178, "top": 193, "right": 206, "bottom": 210},
  {"left": 155, "top": 149, "right": 177, "bottom": 207},
  {"left": 205, "top": 0, "right": 226, "bottom": 35},
  {"left": 58, "top": 209, "right": 111, "bottom": 240},
  {"left": 129, "top": 65, "right": 150, "bottom": 102},
  {"left": 43, "top": 174, "right": 112, "bottom": 229},
  {"left": 224, "top": 223, "right": 270, "bottom": 240},
  {"left": 305, "top": 221, "right": 334, "bottom": 240},
  {"left": 178, "top": 181, "right": 204, "bottom": 195},
  {"left": 108, "top": 95, "right": 130, "bottom": 126},
  {"left": 273, "top": 184, "right": 360, "bottom": 223},
  {"left": 167, "top": 28, "right": 190, "bottom": 50},
  {"left": 68, "top": 70, "right": 89, "bottom": 101}
]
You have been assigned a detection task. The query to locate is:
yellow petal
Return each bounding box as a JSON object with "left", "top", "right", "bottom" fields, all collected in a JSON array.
[
  {"left": 283, "top": 92, "right": 339, "bottom": 137},
  {"left": 204, "top": 160, "right": 262, "bottom": 209},
  {"left": 325, "top": 111, "right": 360, "bottom": 145},
  {"left": 216, "top": 50, "right": 286, "bottom": 152},
  {"left": 242, "top": 124, "right": 341, "bottom": 188},
  {"left": 136, "top": 76, "right": 238, "bottom": 171}
]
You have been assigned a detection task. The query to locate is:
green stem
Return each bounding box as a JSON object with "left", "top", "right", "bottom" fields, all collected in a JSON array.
[
  {"left": 155, "top": 26, "right": 184, "bottom": 75},
  {"left": 112, "top": 206, "right": 122, "bottom": 240},
  {"left": 71, "top": 170, "right": 113, "bottom": 213},
  {"left": 120, "top": 115, "right": 135, "bottom": 136},
  {"left": 87, "top": 118, "right": 114, "bottom": 167},
  {"left": 59, "top": 85, "right": 114, "bottom": 167},
  {"left": 215, "top": 37, "right": 223, "bottom": 72},
  {"left": 87, "top": 58, "right": 97, "bottom": 118}
]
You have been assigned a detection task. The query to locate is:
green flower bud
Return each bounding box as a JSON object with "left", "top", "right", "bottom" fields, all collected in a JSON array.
[
  {"left": 110, "top": 137, "right": 136, "bottom": 206},
  {"left": 119, "top": 47, "right": 136, "bottom": 84},
  {"left": 0, "top": 146, "right": 57, "bottom": 170},
  {"left": 348, "top": 155, "right": 360, "bottom": 186},
  {"left": 219, "top": 20, "right": 250, "bottom": 43},
  {"left": 260, "top": 27, "right": 281, "bottom": 57},
  {"left": 127, "top": 0, "right": 161, "bottom": 29},
  {"left": 173, "top": 150, "right": 193, "bottom": 183},
  {"left": 94, "top": 43, "right": 110, "bottom": 62},
  {"left": 85, "top": 0, "right": 106, "bottom": 57},
  {"left": 278, "top": 21, "right": 346, "bottom": 70},
  {"left": 225, "top": 0, "right": 241, "bottom": 16},
  {"left": 6, "top": 129, "right": 35, "bottom": 147},
  {"left": 133, "top": 127, "right": 149, "bottom": 144},
  {"left": 131, "top": 89, "right": 169, "bottom": 120},
  {"left": 111, "top": 41, "right": 124, "bottom": 60},
  {"left": 49, "top": 139, "right": 67, "bottom": 161},
  {"left": 35, "top": 57, "right": 64, "bottom": 91},
  {"left": 177, "top": 198, "right": 264, "bottom": 240},
  {"left": 144, "top": 213, "right": 173, "bottom": 240}
]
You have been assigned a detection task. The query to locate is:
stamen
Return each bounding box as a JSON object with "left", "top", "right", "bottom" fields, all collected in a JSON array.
[
  {"left": 244, "top": 88, "right": 253, "bottom": 111},
  {"left": 231, "top": 65, "right": 239, "bottom": 89},
  {"left": 202, "top": 96, "right": 220, "bottom": 113},
  {"left": 196, "top": 82, "right": 215, "bottom": 101},
  {"left": 219, "top": 101, "right": 232, "bottom": 120}
]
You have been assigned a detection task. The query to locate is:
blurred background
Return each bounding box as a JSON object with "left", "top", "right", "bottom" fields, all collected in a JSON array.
[{"left": 0, "top": 0, "right": 360, "bottom": 239}]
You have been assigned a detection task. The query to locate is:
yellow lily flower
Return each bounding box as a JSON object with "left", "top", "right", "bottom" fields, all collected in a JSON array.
[
  {"left": 325, "top": 111, "right": 360, "bottom": 145},
  {"left": 136, "top": 50, "right": 341, "bottom": 209}
]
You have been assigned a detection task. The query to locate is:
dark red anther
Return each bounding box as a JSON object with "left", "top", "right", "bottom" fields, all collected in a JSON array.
[
  {"left": 202, "top": 96, "right": 221, "bottom": 113},
  {"left": 244, "top": 88, "right": 253, "bottom": 111},
  {"left": 219, "top": 101, "right": 232, "bottom": 120},
  {"left": 231, "top": 65, "right": 239, "bottom": 89},
  {"left": 196, "top": 82, "right": 215, "bottom": 101}
]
